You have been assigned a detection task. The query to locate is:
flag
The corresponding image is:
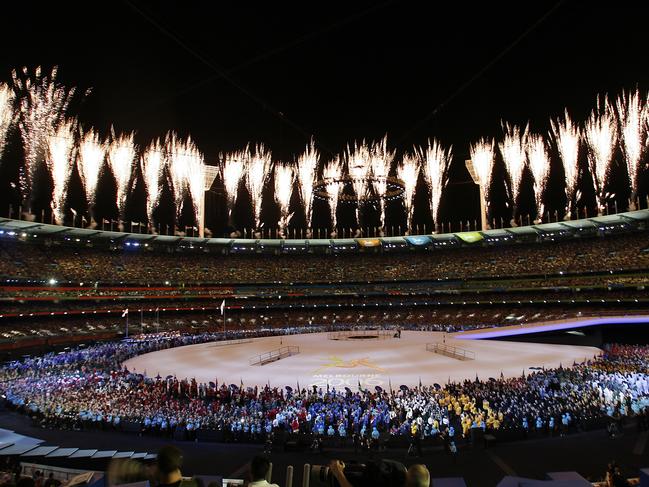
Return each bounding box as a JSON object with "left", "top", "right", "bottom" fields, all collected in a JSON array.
[
  {"left": 122, "top": 308, "right": 128, "bottom": 318},
  {"left": 220, "top": 299, "right": 226, "bottom": 315},
  {"left": 419, "top": 377, "right": 422, "bottom": 389},
  {"left": 358, "top": 379, "right": 362, "bottom": 392}
]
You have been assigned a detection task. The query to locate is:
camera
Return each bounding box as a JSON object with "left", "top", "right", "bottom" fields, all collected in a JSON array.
[{"left": 310, "top": 460, "right": 406, "bottom": 487}]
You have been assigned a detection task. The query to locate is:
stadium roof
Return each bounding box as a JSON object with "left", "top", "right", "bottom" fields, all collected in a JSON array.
[
  {"left": 532, "top": 222, "right": 567, "bottom": 233},
  {"left": 1, "top": 209, "right": 648, "bottom": 253},
  {"left": 505, "top": 226, "right": 538, "bottom": 235}
]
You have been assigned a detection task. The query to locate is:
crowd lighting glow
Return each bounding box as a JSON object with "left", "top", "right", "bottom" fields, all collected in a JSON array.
[
  {"left": 499, "top": 123, "right": 528, "bottom": 211},
  {"left": 397, "top": 154, "right": 420, "bottom": 233},
  {"left": 419, "top": 138, "right": 452, "bottom": 224},
  {"left": 296, "top": 140, "right": 319, "bottom": 230},
  {"left": 223, "top": 147, "right": 248, "bottom": 218},
  {"left": 12, "top": 66, "right": 77, "bottom": 201},
  {"left": 550, "top": 111, "right": 580, "bottom": 218},
  {"left": 246, "top": 144, "right": 273, "bottom": 230},
  {"left": 585, "top": 96, "right": 617, "bottom": 214},
  {"left": 0, "top": 83, "right": 14, "bottom": 159},
  {"left": 323, "top": 157, "right": 344, "bottom": 231},
  {"left": 526, "top": 133, "right": 550, "bottom": 221},
  {"left": 107, "top": 131, "right": 136, "bottom": 217},
  {"left": 616, "top": 89, "right": 647, "bottom": 200},
  {"left": 142, "top": 139, "right": 166, "bottom": 227},
  {"left": 274, "top": 163, "right": 295, "bottom": 233},
  {"left": 47, "top": 119, "right": 77, "bottom": 224},
  {"left": 369, "top": 136, "right": 395, "bottom": 231}
]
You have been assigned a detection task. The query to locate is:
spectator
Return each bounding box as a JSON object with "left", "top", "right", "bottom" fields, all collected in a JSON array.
[
  {"left": 155, "top": 446, "right": 196, "bottom": 487},
  {"left": 405, "top": 464, "right": 429, "bottom": 487},
  {"left": 248, "top": 456, "right": 278, "bottom": 487}
]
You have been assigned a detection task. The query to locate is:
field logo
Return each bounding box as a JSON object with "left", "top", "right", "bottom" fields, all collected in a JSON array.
[{"left": 315, "top": 356, "right": 386, "bottom": 373}]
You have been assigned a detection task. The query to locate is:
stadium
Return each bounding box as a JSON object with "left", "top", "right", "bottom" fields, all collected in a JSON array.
[{"left": 1, "top": 3, "right": 649, "bottom": 487}]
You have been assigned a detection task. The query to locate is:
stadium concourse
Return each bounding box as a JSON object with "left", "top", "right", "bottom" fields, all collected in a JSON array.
[{"left": 1, "top": 214, "right": 649, "bottom": 485}]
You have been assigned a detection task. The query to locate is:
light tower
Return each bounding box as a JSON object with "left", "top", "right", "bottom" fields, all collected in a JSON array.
[
  {"left": 465, "top": 159, "right": 487, "bottom": 231},
  {"left": 199, "top": 165, "right": 219, "bottom": 237}
]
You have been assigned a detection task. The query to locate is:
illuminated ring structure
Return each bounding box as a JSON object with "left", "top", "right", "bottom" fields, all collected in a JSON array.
[{"left": 312, "top": 175, "right": 405, "bottom": 204}]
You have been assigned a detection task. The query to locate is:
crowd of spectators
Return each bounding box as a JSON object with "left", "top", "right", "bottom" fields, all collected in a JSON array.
[
  {"left": 1, "top": 332, "right": 648, "bottom": 447},
  {"left": 1, "top": 304, "right": 643, "bottom": 345},
  {"left": 1, "top": 232, "right": 648, "bottom": 285}
]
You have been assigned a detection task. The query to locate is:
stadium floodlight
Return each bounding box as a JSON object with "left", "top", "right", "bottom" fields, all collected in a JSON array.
[{"left": 465, "top": 158, "right": 488, "bottom": 231}]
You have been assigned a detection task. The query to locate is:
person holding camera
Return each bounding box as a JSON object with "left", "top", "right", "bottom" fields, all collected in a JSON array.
[{"left": 328, "top": 460, "right": 354, "bottom": 487}]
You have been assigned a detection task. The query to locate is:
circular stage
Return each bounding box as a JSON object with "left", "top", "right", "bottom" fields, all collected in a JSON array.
[{"left": 123, "top": 331, "right": 600, "bottom": 389}]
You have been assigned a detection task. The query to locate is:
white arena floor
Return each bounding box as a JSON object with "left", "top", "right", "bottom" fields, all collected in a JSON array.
[{"left": 123, "top": 331, "right": 601, "bottom": 390}]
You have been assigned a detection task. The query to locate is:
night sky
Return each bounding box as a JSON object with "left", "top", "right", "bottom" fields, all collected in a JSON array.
[{"left": 1, "top": 1, "right": 648, "bottom": 236}]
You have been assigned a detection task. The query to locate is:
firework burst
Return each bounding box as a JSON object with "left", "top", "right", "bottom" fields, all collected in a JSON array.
[
  {"left": 78, "top": 129, "right": 106, "bottom": 212},
  {"left": 0, "top": 83, "right": 15, "bottom": 160},
  {"left": 107, "top": 131, "right": 136, "bottom": 218},
  {"left": 616, "top": 89, "right": 647, "bottom": 201},
  {"left": 222, "top": 146, "right": 248, "bottom": 218},
  {"left": 246, "top": 144, "right": 273, "bottom": 229},
  {"left": 397, "top": 154, "right": 420, "bottom": 233},
  {"left": 346, "top": 141, "right": 371, "bottom": 199},
  {"left": 185, "top": 146, "right": 205, "bottom": 227},
  {"left": 323, "top": 157, "right": 344, "bottom": 231},
  {"left": 369, "top": 136, "right": 395, "bottom": 230},
  {"left": 550, "top": 111, "right": 580, "bottom": 218},
  {"left": 469, "top": 138, "right": 495, "bottom": 190},
  {"left": 274, "top": 163, "right": 295, "bottom": 234},
  {"left": 47, "top": 119, "right": 77, "bottom": 224},
  {"left": 296, "top": 140, "right": 319, "bottom": 229},
  {"left": 526, "top": 133, "right": 550, "bottom": 221},
  {"left": 418, "top": 138, "right": 452, "bottom": 225},
  {"left": 499, "top": 123, "right": 528, "bottom": 211},
  {"left": 167, "top": 133, "right": 204, "bottom": 225},
  {"left": 142, "top": 139, "right": 166, "bottom": 227},
  {"left": 585, "top": 96, "right": 617, "bottom": 214},
  {"left": 12, "top": 66, "right": 78, "bottom": 203}
]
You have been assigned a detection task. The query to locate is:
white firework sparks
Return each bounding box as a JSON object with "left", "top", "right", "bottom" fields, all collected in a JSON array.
[
  {"left": 185, "top": 143, "right": 205, "bottom": 225},
  {"left": 346, "top": 141, "right": 371, "bottom": 203},
  {"left": 246, "top": 144, "right": 273, "bottom": 229},
  {"left": 12, "top": 66, "right": 77, "bottom": 201},
  {"left": 616, "top": 89, "right": 646, "bottom": 198},
  {"left": 296, "top": 140, "right": 319, "bottom": 229},
  {"left": 222, "top": 146, "right": 249, "bottom": 217},
  {"left": 550, "top": 111, "right": 580, "bottom": 217},
  {"left": 526, "top": 133, "right": 550, "bottom": 221},
  {"left": 167, "top": 133, "right": 204, "bottom": 224},
  {"left": 142, "top": 139, "right": 166, "bottom": 226},
  {"left": 107, "top": 131, "right": 136, "bottom": 217},
  {"left": 585, "top": 96, "right": 617, "bottom": 213},
  {"left": 78, "top": 129, "right": 105, "bottom": 208},
  {"left": 469, "top": 138, "right": 495, "bottom": 190},
  {"left": 499, "top": 122, "right": 528, "bottom": 208},
  {"left": 397, "top": 153, "right": 420, "bottom": 233},
  {"left": 418, "top": 138, "right": 452, "bottom": 224},
  {"left": 323, "top": 157, "right": 344, "bottom": 230},
  {"left": 369, "top": 136, "right": 395, "bottom": 229},
  {"left": 47, "top": 119, "right": 77, "bottom": 224},
  {"left": 274, "top": 163, "right": 295, "bottom": 232},
  {"left": 0, "top": 83, "right": 15, "bottom": 160}
]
